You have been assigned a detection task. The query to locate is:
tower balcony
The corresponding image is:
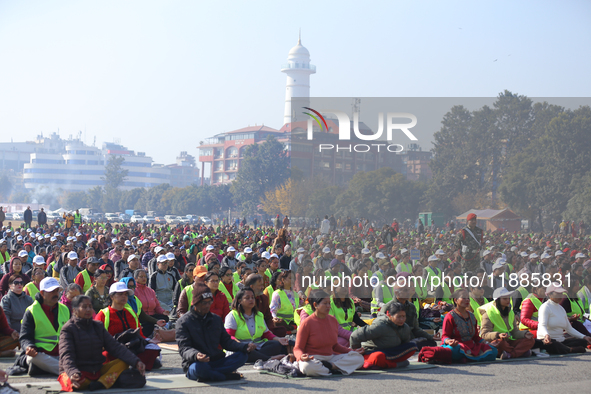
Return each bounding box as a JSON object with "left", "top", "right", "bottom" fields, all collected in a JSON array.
[{"left": 281, "top": 63, "right": 316, "bottom": 72}]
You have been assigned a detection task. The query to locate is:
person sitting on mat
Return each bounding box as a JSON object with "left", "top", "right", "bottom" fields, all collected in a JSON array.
[
  {"left": 224, "top": 287, "right": 288, "bottom": 363},
  {"left": 441, "top": 289, "right": 497, "bottom": 362},
  {"left": 58, "top": 295, "right": 146, "bottom": 391},
  {"left": 176, "top": 282, "right": 252, "bottom": 382},
  {"left": 537, "top": 282, "right": 591, "bottom": 354},
  {"left": 479, "top": 287, "right": 535, "bottom": 359},
  {"left": 350, "top": 301, "right": 418, "bottom": 368},
  {"left": 294, "top": 289, "right": 364, "bottom": 376}
]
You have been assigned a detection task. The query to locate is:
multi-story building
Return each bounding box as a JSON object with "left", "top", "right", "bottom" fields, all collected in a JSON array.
[
  {"left": 0, "top": 133, "right": 199, "bottom": 192},
  {"left": 398, "top": 143, "right": 433, "bottom": 181},
  {"left": 197, "top": 125, "right": 289, "bottom": 185}
]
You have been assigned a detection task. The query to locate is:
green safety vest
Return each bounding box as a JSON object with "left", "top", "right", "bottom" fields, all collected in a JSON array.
[
  {"left": 265, "top": 285, "right": 274, "bottom": 303},
  {"left": 325, "top": 270, "right": 342, "bottom": 280},
  {"left": 294, "top": 304, "right": 314, "bottom": 327},
  {"left": 25, "top": 301, "right": 70, "bottom": 352},
  {"left": 329, "top": 297, "right": 356, "bottom": 331},
  {"left": 479, "top": 301, "right": 515, "bottom": 339},
  {"left": 24, "top": 282, "right": 40, "bottom": 298},
  {"left": 233, "top": 271, "right": 240, "bottom": 283},
  {"left": 515, "top": 286, "right": 529, "bottom": 308},
  {"left": 469, "top": 297, "right": 489, "bottom": 326},
  {"left": 78, "top": 269, "right": 92, "bottom": 293},
  {"left": 576, "top": 287, "right": 591, "bottom": 314},
  {"left": 567, "top": 296, "right": 584, "bottom": 322},
  {"left": 264, "top": 268, "right": 281, "bottom": 280},
  {"left": 275, "top": 290, "right": 299, "bottom": 324},
  {"left": 441, "top": 282, "right": 452, "bottom": 304},
  {"left": 397, "top": 261, "right": 413, "bottom": 274},
  {"left": 413, "top": 298, "right": 420, "bottom": 315},
  {"left": 74, "top": 213, "right": 81, "bottom": 224},
  {"left": 518, "top": 294, "right": 542, "bottom": 330},
  {"left": 218, "top": 282, "right": 239, "bottom": 307},
  {"left": 232, "top": 310, "right": 267, "bottom": 343},
  {"left": 183, "top": 285, "right": 194, "bottom": 306},
  {"left": 371, "top": 282, "right": 393, "bottom": 314},
  {"left": 101, "top": 298, "right": 142, "bottom": 330}
]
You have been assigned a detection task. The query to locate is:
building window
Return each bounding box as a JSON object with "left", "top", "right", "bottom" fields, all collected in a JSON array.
[
  {"left": 226, "top": 146, "right": 238, "bottom": 158},
  {"left": 226, "top": 160, "right": 238, "bottom": 171},
  {"left": 214, "top": 161, "right": 224, "bottom": 171}
]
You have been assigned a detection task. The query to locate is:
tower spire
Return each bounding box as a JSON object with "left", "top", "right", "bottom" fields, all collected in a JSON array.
[{"left": 298, "top": 28, "right": 301, "bottom": 44}]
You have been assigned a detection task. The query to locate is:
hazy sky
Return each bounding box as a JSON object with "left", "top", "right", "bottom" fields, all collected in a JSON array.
[{"left": 1, "top": 0, "right": 589, "bottom": 166}]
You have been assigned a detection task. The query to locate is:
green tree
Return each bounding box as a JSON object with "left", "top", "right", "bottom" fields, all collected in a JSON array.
[
  {"left": 102, "top": 156, "right": 128, "bottom": 189},
  {"left": 86, "top": 186, "right": 104, "bottom": 211},
  {"left": 231, "top": 136, "right": 290, "bottom": 213},
  {"left": 120, "top": 188, "right": 146, "bottom": 211},
  {"left": 61, "top": 191, "right": 88, "bottom": 210}
]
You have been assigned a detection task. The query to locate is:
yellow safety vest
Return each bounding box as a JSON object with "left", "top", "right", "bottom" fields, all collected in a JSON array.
[
  {"left": 479, "top": 301, "right": 515, "bottom": 339},
  {"left": 275, "top": 289, "right": 299, "bottom": 324},
  {"left": 294, "top": 304, "right": 314, "bottom": 327},
  {"left": 74, "top": 213, "right": 82, "bottom": 224},
  {"left": 183, "top": 284, "right": 194, "bottom": 307},
  {"left": 398, "top": 261, "right": 413, "bottom": 274},
  {"left": 25, "top": 301, "right": 70, "bottom": 352},
  {"left": 78, "top": 269, "right": 92, "bottom": 293},
  {"left": 519, "top": 294, "right": 542, "bottom": 330},
  {"left": 469, "top": 297, "right": 489, "bottom": 326},
  {"left": 371, "top": 282, "right": 393, "bottom": 314},
  {"left": 101, "top": 303, "right": 140, "bottom": 330},
  {"left": 265, "top": 285, "right": 274, "bottom": 304},
  {"left": 330, "top": 297, "right": 356, "bottom": 331},
  {"left": 232, "top": 310, "right": 267, "bottom": 343},
  {"left": 219, "top": 282, "right": 239, "bottom": 307},
  {"left": 24, "top": 282, "right": 40, "bottom": 298}
]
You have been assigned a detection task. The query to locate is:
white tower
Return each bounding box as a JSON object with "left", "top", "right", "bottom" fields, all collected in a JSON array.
[{"left": 282, "top": 32, "right": 316, "bottom": 125}]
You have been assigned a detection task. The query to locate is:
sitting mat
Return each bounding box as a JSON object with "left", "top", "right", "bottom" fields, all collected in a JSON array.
[
  {"left": 11, "top": 374, "right": 246, "bottom": 393},
  {"left": 259, "top": 362, "right": 438, "bottom": 379}
]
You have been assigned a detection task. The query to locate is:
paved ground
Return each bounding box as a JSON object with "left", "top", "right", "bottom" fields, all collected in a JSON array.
[{"left": 4, "top": 350, "right": 590, "bottom": 394}]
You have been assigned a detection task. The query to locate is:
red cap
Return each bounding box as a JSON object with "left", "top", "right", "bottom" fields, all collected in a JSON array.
[{"left": 467, "top": 213, "right": 477, "bottom": 221}]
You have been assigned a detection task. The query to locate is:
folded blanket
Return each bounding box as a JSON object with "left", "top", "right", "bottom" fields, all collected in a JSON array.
[{"left": 418, "top": 346, "right": 452, "bottom": 365}]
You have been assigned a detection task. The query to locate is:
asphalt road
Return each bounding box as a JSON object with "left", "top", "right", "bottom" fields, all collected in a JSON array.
[{"left": 4, "top": 350, "right": 590, "bottom": 394}]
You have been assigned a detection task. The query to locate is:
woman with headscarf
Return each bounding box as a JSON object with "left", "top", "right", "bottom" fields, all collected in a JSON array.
[
  {"left": 119, "top": 277, "right": 167, "bottom": 338},
  {"left": 99, "top": 263, "right": 115, "bottom": 288}
]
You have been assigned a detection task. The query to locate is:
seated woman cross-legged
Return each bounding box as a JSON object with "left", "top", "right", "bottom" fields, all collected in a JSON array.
[
  {"left": 294, "top": 290, "right": 364, "bottom": 377},
  {"left": 224, "top": 287, "right": 288, "bottom": 363},
  {"left": 441, "top": 289, "right": 497, "bottom": 362},
  {"left": 58, "top": 295, "right": 146, "bottom": 392},
  {"left": 479, "top": 287, "right": 535, "bottom": 360},
  {"left": 350, "top": 302, "right": 419, "bottom": 369},
  {"left": 537, "top": 282, "right": 591, "bottom": 354},
  {"left": 94, "top": 282, "right": 161, "bottom": 371}
]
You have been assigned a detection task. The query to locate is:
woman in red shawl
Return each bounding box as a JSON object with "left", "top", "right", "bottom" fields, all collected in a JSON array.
[{"left": 441, "top": 289, "right": 497, "bottom": 362}]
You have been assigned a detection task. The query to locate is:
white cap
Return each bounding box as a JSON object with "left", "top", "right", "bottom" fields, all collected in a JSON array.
[
  {"left": 435, "top": 249, "right": 445, "bottom": 255},
  {"left": 510, "top": 246, "right": 518, "bottom": 252},
  {"left": 26, "top": 228, "right": 32, "bottom": 233},
  {"left": 227, "top": 246, "right": 236, "bottom": 252},
  {"left": 492, "top": 259, "right": 506, "bottom": 270},
  {"left": 206, "top": 245, "right": 215, "bottom": 251},
  {"left": 40, "top": 277, "right": 62, "bottom": 292},
  {"left": 361, "top": 248, "right": 370, "bottom": 254},
  {"left": 520, "top": 252, "right": 529, "bottom": 257},
  {"left": 483, "top": 250, "right": 492, "bottom": 257},
  {"left": 166, "top": 252, "right": 175, "bottom": 260},
  {"left": 67, "top": 251, "right": 78, "bottom": 260},
  {"left": 261, "top": 251, "right": 271, "bottom": 259},
  {"left": 124, "top": 240, "right": 131, "bottom": 246},
  {"left": 541, "top": 252, "right": 551, "bottom": 259},
  {"left": 167, "top": 242, "right": 174, "bottom": 247},
  {"left": 555, "top": 250, "right": 564, "bottom": 257},
  {"left": 109, "top": 282, "right": 133, "bottom": 296},
  {"left": 37, "top": 235, "right": 43, "bottom": 240},
  {"left": 428, "top": 255, "right": 439, "bottom": 262},
  {"left": 33, "top": 255, "right": 45, "bottom": 265},
  {"left": 322, "top": 247, "right": 331, "bottom": 254},
  {"left": 30, "top": 233, "right": 36, "bottom": 238},
  {"left": 44, "top": 234, "right": 50, "bottom": 239},
  {"left": 76, "top": 232, "right": 82, "bottom": 237},
  {"left": 17, "top": 236, "right": 23, "bottom": 241},
  {"left": 493, "top": 287, "right": 514, "bottom": 300},
  {"left": 54, "top": 232, "right": 60, "bottom": 237},
  {"left": 154, "top": 246, "right": 164, "bottom": 254},
  {"left": 335, "top": 249, "right": 344, "bottom": 256},
  {"left": 296, "top": 247, "right": 305, "bottom": 253},
  {"left": 50, "top": 237, "right": 57, "bottom": 242},
  {"left": 111, "top": 238, "right": 118, "bottom": 244},
  {"left": 400, "top": 248, "right": 408, "bottom": 254},
  {"left": 270, "top": 253, "right": 279, "bottom": 259},
  {"left": 157, "top": 255, "right": 168, "bottom": 263},
  {"left": 18, "top": 250, "right": 28, "bottom": 257},
  {"left": 88, "top": 238, "right": 97, "bottom": 243},
  {"left": 127, "top": 254, "right": 138, "bottom": 262},
  {"left": 575, "top": 253, "right": 586, "bottom": 259},
  {"left": 376, "top": 252, "right": 386, "bottom": 259},
  {"left": 529, "top": 253, "right": 539, "bottom": 259},
  {"left": 244, "top": 247, "right": 253, "bottom": 254}
]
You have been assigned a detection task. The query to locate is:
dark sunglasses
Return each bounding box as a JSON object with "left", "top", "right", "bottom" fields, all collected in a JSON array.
[{"left": 13, "top": 281, "right": 24, "bottom": 285}]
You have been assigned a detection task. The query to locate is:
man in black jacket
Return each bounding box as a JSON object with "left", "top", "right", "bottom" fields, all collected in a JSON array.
[
  {"left": 176, "top": 282, "right": 252, "bottom": 382},
  {"left": 24, "top": 207, "right": 33, "bottom": 229},
  {"left": 37, "top": 208, "right": 47, "bottom": 227}
]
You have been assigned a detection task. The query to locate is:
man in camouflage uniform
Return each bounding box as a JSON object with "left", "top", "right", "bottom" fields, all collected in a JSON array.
[{"left": 455, "top": 213, "right": 483, "bottom": 273}]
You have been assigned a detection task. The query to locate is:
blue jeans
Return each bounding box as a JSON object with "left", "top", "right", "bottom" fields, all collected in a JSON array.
[{"left": 186, "top": 352, "right": 248, "bottom": 381}]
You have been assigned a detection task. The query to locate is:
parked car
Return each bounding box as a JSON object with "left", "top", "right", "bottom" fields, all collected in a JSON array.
[
  {"left": 130, "top": 215, "right": 144, "bottom": 224},
  {"left": 199, "top": 216, "right": 212, "bottom": 225},
  {"left": 185, "top": 215, "right": 200, "bottom": 224},
  {"left": 143, "top": 215, "right": 156, "bottom": 224},
  {"left": 119, "top": 213, "right": 131, "bottom": 223},
  {"left": 4, "top": 213, "right": 14, "bottom": 220},
  {"left": 164, "top": 215, "right": 181, "bottom": 224},
  {"left": 154, "top": 216, "right": 165, "bottom": 223},
  {"left": 12, "top": 213, "right": 23, "bottom": 220},
  {"left": 104, "top": 213, "right": 122, "bottom": 223}
]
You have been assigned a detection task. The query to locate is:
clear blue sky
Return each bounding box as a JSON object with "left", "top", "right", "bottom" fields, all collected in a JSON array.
[{"left": 1, "top": 0, "right": 589, "bottom": 165}]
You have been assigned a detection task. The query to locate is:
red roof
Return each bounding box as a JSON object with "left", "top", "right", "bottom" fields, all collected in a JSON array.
[{"left": 225, "top": 125, "right": 281, "bottom": 134}]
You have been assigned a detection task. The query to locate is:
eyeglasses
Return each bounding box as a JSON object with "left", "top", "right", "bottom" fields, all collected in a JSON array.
[{"left": 207, "top": 279, "right": 220, "bottom": 283}]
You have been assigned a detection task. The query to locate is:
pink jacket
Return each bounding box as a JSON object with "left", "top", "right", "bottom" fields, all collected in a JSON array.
[{"left": 135, "top": 283, "right": 166, "bottom": 316}]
